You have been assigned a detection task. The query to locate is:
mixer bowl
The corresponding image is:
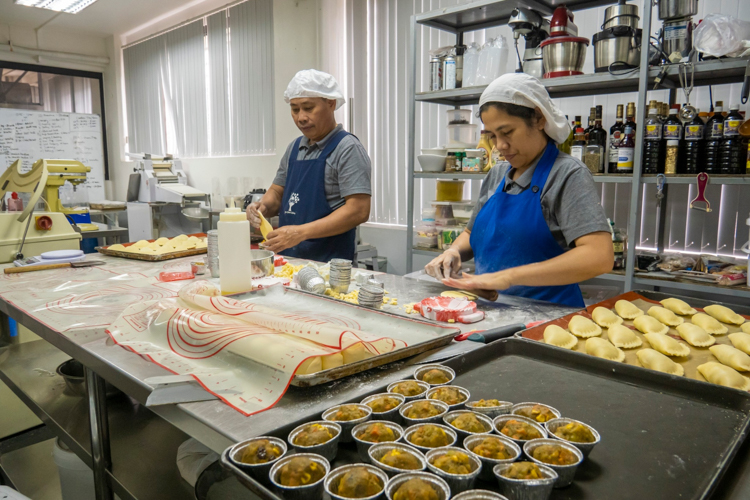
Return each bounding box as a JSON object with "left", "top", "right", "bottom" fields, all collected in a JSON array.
[
  {"left": 540, "top": 36, "right": 589, "bottom": 78},
  {"left": 249, "top": 249, "right": 274, "bottom": 278}
]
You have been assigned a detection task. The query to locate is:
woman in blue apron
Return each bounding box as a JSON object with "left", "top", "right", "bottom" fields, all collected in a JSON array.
[{"left": 424, "top": 73, "right": 614, "bottom": 308}]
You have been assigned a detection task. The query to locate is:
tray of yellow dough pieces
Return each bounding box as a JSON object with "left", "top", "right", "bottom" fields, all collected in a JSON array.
[
  {"left": 95, "top": 233, "right": 208, "bottom": 261},
  {"left": 520, "top": 290, "right": 750, "bottom": 390}
]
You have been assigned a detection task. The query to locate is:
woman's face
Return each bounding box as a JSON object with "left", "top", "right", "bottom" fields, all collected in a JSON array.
[{"left": 481, "top": 105, "right": 548, "bottom": 170}]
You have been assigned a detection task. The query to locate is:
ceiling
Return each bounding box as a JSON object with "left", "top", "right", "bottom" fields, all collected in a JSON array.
[{"left": 0, "top": 0, "right": 202, "bottom": 38}]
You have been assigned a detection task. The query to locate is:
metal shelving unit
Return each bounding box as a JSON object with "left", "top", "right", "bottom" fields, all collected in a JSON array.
[{"left": 406, "top": 0, "right": 750, "bottom": 300}]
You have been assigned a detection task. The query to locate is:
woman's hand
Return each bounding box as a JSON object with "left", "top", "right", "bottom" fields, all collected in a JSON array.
[
  {"left": 443, "top": 271, "right": 512, "bottom": 292},
  {"left": 425, "top": 248, "right": 462, "bottom": 280}
]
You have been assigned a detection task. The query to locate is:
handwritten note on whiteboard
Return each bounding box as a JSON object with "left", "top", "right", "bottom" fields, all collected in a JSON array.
[{"left": 0, "top": 108, "right": 105, "bottom": 201}]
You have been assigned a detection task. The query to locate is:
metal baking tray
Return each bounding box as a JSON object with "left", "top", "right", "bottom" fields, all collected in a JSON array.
[
  {"left": 95, "top": 233, "right": 207, "bottom": 261},
  {"left": 231, "top": 285, "right": 461, "bottom": 387},
  {"left": 221, "top": 336, "right": 750, "bottom": 499}
]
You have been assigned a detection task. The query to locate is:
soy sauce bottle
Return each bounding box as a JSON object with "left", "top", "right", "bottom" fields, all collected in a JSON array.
[
  {"left": 680, "top": 113, "right": 704, "bottom": 174},
  {"left": 702, "top": 101, "right": 724, "bottom": 174},
  {"left": 642, "top": 105, "right": 663, "bottom": 174},
  {"left": 719, "top": 104, "right": 745, "bottom": 174}
]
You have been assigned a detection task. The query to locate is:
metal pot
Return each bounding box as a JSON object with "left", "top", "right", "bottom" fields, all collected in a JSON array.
[
  {"left": 593, "top": 27, "right": 642, "bottom": 72},
  {"left": 56, "top": 359, "right": 120, "bottom": 398},
  {"left": 603, "top": 0, "right": 639, "bottom": 30},
  {"left": 658, "top": 0, "right": 698, "bottom": 21},
  {"left": 539, "top": 36, "right": 589, "bottom": 78},
  {"left": 249, "top": 249, "right": 274, "bottom": 278}
]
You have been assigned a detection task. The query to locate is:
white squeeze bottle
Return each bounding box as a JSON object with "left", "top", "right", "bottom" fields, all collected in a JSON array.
[{"left": 218, "top": 204, "right": 253, "bottom": 295}]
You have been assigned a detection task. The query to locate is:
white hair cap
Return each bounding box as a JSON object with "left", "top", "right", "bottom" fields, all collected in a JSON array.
[
  {"left": 479, "top": 73, "right": 571, "bottom": 144},
  {"left": 284, "top": 69, "right": 345, "bottom": 110}
]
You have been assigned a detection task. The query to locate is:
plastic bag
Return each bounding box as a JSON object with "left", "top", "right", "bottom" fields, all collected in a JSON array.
[
  {"left": 694, "top": 13, "right": 750, "bottom": 58},
  {"left": 463, "top": 42, "right": 479, "bottom": 87},
  {"left": 475, "top": 39, "right": 493, "bottom": 85},
  {"left": 487, "top": 36, "right": 509, "bottom": 81}
]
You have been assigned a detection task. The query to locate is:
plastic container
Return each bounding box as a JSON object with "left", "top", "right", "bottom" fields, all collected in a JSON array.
[
  {"left": 53, "top": 438, "right": 95, "bottom": 500},
  {"left": 440, "top": 226, "right": 462, "bottom": 250},
  {"left": 436, "top": 180, "right": 465, "bottom": 202},
  {"left": 447, "top": 109, "right": 472, "bottom": 125},
  {"left": 447, "top": 124, "right": 479, "bottom": 148},
  {"left": 218, "top": 206, "right": 254, "bottom": 295},
  {"left": 415, "top": 221, "right": 439, "bottom": 249},
  {"left": 462, "top": 149, "right": 484, "bottom": 172}
]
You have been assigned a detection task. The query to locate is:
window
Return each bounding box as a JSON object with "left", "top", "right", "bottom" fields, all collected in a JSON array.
[{"left": 123, "top": 0, "right": 274, "bottom": 159}]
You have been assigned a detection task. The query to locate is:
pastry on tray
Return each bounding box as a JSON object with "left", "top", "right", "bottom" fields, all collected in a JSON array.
[
  {"left": 329, "top": 405, "right": 369, "bottom": 421},
  {"left": 404, "top": 401, "right": 442, "bottom": 419},
  {"left": 497, "top": 419, "right": 542, "bottom": 441},
  {"left": 336, "top": 467, "right": 383, "bottom": 498},
  {"left": 513, "top": 404, "right": 557, "bottom": 423},
  {"left": 553, "top": 422, "right": 596, "bottom": 443},
  {"left": 408, "top": 425, "right": 451, "bottom": 448},
  {"left": 501, "top": 462, "right": 544, "bottom": 480},
  {"left": 531, "top": 444, "right": 579, "bottom": 466},
  {"left": 239, "top": 439, "right": 283, "bottom": 464},
  {"left": 379, "top": 449, "right": 422, "bottom": 470},
  {"left": 356, "top": 422, "right": 397, "bottom": 443},
  {"left": 470, "top": 436, "right": 515, "bottom": 459},
  {"left": 276, "top": 456, "right": 325, "bottom": 487},
  {"left": 391, "top": 381, "right": 426, "bottom": 397},
  {"left": 420, "top": 368, "right": 451, "bottom": 385},
  {"left": 429, "top": 450, "right": 476, "bottom": 475},
  {"left": 293, "top": 423, "right": 335, "bottom": 446},
  {"left": 392, "top": 479, "right": 439, "bottom": 500},
  {"left": 448, "top": 412, "right": 488, "bottom": 433},
  {"left": 366, "top": 396, "right": 402, "bottom": 413},
  {"left": 428, "top": 386, "right": 466, "bottom": 406}
]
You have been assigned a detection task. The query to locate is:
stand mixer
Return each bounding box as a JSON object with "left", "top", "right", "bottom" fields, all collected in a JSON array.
[{"left": 508, "top": 7, "right": 550, "bottom": 79}]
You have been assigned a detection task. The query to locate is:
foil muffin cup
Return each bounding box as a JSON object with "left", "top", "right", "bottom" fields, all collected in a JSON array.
[
  {"left": 324, "top": 463, "right": 389, "bottom": 500},
  {"left": 510, "top": 403, "right": 561, "bottom": 424},
  {"left": 269, "top": 453, "right": 330, "bottom": 500},
  {"left": 544, "top": 418, "right": 601, "bottom": 458},
  {"left": 361, "top": 393, "right": 406, "bottom": 424},
  {"left": 288, "top": 421, "right": 341, "bottom": 461},
  {"left": 388, "top": 380, "right": 430, "bottom": 401},
  {"left": 465, "top": 400, "right": 514, "bottom": 419},
  {"left": 384, "top": 471, "right": 452, "bottom": 500},
  {"left": 368, "top": 442, "right": 427, "bottom": 478},
  {"left": 443, "top": 410, "right": 494, "bottom": 444},
  {"left": 463, "top": 434, "right": 521, "bottom": 482},
  {"left": 522, "top": 438, "right": 584, "bottom": 488},
  {"left": 323, "top": 404, "right": 373, "bottom": 443},
  {"left": 414, "top": 365, "right": 456, "bottom": 387},
  {"left": 400, "top": 399, "right": 450, "bottom": 426},
  {"left": 352, "top": 420, "right": 404, "bottom": 462},
  {"left": 426, "top": 385, "right": 471, "bottom": 411},
  {"left": 402, "top": 423, "right": 458, "bottom": 453},
  {"left": 425, "top": 446, "right": 482, "bottom": 494},
  {"left": 452, "top": 489, "right": 508, "bottom": 500},
  {"left": 227, "top": 436, "right": 287, "bottom": 486},
  {"left": 492, "top": 415, "right": 548, "bottom": 449},
  {"left": 493, "top": 462, "right": 557, "bottom": 500}
]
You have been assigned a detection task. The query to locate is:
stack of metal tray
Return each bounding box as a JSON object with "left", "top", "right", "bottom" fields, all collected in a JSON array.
[{"left": 220, "top": 336, "right": 750, "bottom": 499}]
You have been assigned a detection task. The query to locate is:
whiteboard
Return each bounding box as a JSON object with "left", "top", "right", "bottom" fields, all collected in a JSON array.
[{"left": 0, "top": 108, "right": 105, "bottom": 201}]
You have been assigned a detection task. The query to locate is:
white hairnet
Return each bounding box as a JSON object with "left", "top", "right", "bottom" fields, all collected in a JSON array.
[
  {"left": 479, "top": 73, "right": 570, "bottom": 144},
  {"left": 284, "top": 69, "right": 345, "bottom": 110}
]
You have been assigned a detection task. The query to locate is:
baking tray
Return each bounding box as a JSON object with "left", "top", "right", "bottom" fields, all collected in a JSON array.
[
  {"left": 220, "top": 337, "right": 750, "bottom": 500},
  {"left": 95, "top": 232, "right": 207, "bottom": 261},
  {"left": 231, "top": 285, "right": 461, "bottom": 387}
]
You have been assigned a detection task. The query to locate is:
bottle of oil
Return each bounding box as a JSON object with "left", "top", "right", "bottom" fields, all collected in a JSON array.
[
  {"left": 719, "top": 104, "right": 745, "bottom": 174},
  {"left": 642, "top": 105, "right": 662, "bottom": 174},
  {"left": 680, "top": 113, "right": 704, "bottom": 174},
  {"left": 703, "top": 101, "right": 724, "bottom": 173}
]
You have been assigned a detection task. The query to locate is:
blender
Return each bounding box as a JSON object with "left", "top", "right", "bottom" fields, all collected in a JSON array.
[{"left": 508, "top": 7, "right": 550, "bottom": 79}]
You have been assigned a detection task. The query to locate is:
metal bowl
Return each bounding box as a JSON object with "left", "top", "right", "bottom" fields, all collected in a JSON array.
[
  {"left": 368, "top": 442, "right": 427, "bottom": 477},
  {"left": 452, "top": 489, "right": 508, "bottom": 500},
  {"left": 443, "top": 411, "right": 494, "bottom": 444},
  {"left": 360, "top": 393, "right": 406, "bottom": 424},
  {"left": 540, "top": 37, "right": 589, "bottom": 77},
  {"left": 400, "top": 400, "right": 450, "bottom": 426},
  {"left": 322, "top": 404, "right": 372, "bottom": 443},
  {"left": 385, "top": 472, "right": 451, "bottom": 500},
  {"left": 288, "top": 421, "right": 341, "bottom": 461},
  {"left": 181, "top": 206, "right": 209, "bottom": 221},
  {"left": 414, "top": 365, "right": 456, "bottom": 387},
  {"left": 544, "top": 418, "right": 601, "bottom": 458},
  {"left": 324, "top": 463, "right": 389, "bottom": 500},
  {"left": 510, "top": 403, "right": 561, "bottom": 424},
  {"left": 56, "top": 359, "right": 120, "bottom": 398},
  {"left": 522, "top": 438, "right": 584, "bottom": 488},
  {"left": 465, "top": 400, "right": 513, "bottom": 420},
  {"left": 492, "top": 415, "right": 548, "bottom": 449},
  {"left": 249, "top": 249, "right": 275, "bottom": 278},
  {"left": 388, "top": 380, "right": 430, "bottom": 401},
  {"left": 493, "top": 462, "right": 557, "bottom": 500},
  {"left": 227, "top": 436, "right": 287, "bottom": 486},
  {"left": 464, "top": 434, "right": 521, "bottom": 482},
  {"left": 425, "top": 447, "right": 482, "bottom": 495},
  {"left": 352, "top": 420, "right": 404, "bottom": 462},
  {"left": 402, "top": 423, "right": 458, "bottom": 453},
  {"left": 427, "top": 386, "right": 470, "bottom": 411},
  {"left": 269, "top": 453, "right": 330, "bottom": 500}
]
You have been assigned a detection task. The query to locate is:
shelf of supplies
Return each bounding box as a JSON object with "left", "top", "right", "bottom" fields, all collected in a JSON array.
[
  {"left": 633, "top": 275, "right": 750, "bottom": 300},
  {"left": 592, "top": 175, "right": 633, "bottom": 183},
  {"left": 415, "top": 172, "right": 488, "bottom": 179},
  {"left": 641, "top": 175, "right": 750, "bottom": 185},
  {"left": 415, "top": 58, "right": 750, "bottom": 105}
]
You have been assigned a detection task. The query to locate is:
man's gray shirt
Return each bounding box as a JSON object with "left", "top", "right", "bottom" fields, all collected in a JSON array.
[
  {"left": 467, "top": 151, "right": 610, "bottom": 250},
  {"left": 273, "top": 124, "right": 372, "bottom": 210}
]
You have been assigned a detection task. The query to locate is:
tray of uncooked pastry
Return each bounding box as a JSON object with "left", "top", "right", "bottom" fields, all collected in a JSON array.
[
  {"left": 520, "top": 290, "right": 750, "bottom": 390},
  {"left": 95, "top": 233, "right": 207, "bottom": 261},
  {"left": 220, "top": 337, "right": 750, "bottom": 500}
]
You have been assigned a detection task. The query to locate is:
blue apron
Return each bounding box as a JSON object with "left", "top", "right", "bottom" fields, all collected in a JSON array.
[
  {"left": 278, "top": 130, "right": 357, "bottom": 262},
  {"left": 469, "top": 141, "right": 585, "bottom": 308}
]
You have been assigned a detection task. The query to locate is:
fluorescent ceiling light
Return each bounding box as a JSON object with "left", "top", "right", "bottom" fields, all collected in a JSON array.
[{"left": 14, "top": 0, "right": 99, "bottom": 14}]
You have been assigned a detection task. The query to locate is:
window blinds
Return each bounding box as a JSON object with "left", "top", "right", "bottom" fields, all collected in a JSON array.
[{"left": 123, "top": 0, "right": 274, "bottom": 158}]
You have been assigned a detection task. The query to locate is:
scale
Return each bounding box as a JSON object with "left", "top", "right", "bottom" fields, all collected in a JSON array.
[{"left": 13, "top": 250, "right": 85, "bottom": 267}]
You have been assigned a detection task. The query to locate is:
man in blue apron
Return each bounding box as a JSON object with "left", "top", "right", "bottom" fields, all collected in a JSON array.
[
  {"left": 425, "top": 73, "right": 613, "bottom": 307},
  {"left": 247, "top": 70, "right": 371, "bottom": 262}
]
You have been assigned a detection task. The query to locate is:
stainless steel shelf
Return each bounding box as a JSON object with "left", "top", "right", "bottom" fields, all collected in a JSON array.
[
  {"left": 642, "top": 175, "right": 750, "bottom": 185},
  {"left": 415, "top": 172, "right": 488, "bottom": 179},
  {"left": 592, "top": 175, "right": 633, "bottom": 183},
  {"left": 413, "top": 247, "right": 442, "bottom": 256},
  {"left": 590, "top": 271, "right": 627, "bottom": 282},
  {"left": 0, "top": 340, "right": 194, "bottom": 500},
  {"left": 633, "top": 276, "right": 750, "bottom": 300}
]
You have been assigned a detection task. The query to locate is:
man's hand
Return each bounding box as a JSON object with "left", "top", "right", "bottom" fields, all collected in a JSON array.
[
  {"left": 425, "top": 248, "right": 462, "bottom": 280},
  {"left": 442, "top": 271, "right": 512, "bottom": 293},
  {"left": 246, "top": 202, "right": 266, "bottom": 229},
  {"left": 263, "top": 225, "right": 306, "bottom": 254}
]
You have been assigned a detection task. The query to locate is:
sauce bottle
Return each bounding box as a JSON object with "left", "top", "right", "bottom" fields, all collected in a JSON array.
[
  {"left": 570, "top": 127, "right": 586, "bottom": 162},
  {"left": 617, "top": 125, "right": 635, "bottom": 173},
  {"left": 719, "top": 104, "right": 745, "bottom": 174},
  {"left": 703, "top": 100, "right": 724, "bottom": 173},
  {"left": 681, "top": 113, "right": 704, "bottom": 174},
  {"left": 218, "top": 204, "right": 254, "bottom": 295}
]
